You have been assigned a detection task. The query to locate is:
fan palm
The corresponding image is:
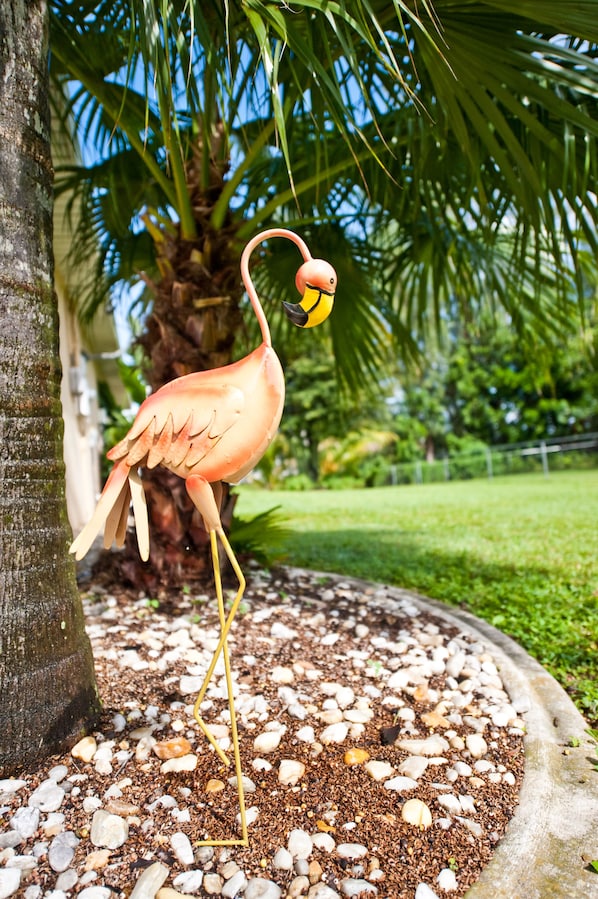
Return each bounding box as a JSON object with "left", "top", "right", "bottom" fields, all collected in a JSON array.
[{"left": 49, "top": 0, "right": 598, "bottom": 585}]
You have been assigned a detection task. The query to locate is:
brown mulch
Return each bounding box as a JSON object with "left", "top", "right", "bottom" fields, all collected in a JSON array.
[{"left": 2, "top": 566, "right": 525, "bottom": 898}]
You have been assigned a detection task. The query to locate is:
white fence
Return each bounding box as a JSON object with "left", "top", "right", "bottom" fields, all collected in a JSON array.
[{"left": 386, "top": 432, "right": 598, "bottom": 486}]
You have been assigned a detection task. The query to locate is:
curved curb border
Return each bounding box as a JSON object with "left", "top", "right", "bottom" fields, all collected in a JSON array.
[{"left": 285, "top": 567, "right": 598, "bottom": 899}]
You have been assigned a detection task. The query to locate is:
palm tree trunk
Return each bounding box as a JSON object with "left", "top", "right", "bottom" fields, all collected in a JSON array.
[
  {"left": 112, "top": 146, "right": 245, "bottom": 592},
  {"left": 0, "top": 0, "right": 99, "bottom": 775}
]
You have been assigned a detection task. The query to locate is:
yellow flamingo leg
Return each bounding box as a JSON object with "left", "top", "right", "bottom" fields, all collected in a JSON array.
[
  {"left": 193, "top": 529, "right": 248, "bottom": 847},
  {"left": 185, "top": 476, "right": 248, "bottom": 845}
]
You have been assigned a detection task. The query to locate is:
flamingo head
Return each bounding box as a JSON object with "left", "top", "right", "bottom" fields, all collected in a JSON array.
[{"left": 283, "top": 258, "right": 337, "bottom": 328}]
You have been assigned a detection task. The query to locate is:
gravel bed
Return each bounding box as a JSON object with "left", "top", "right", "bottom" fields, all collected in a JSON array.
[{"left": 0, "top": 567, "right": 525, "bottom": 899}]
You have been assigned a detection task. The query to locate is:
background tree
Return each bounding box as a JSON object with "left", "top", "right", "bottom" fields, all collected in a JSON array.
[
  {"left": 48, "top": 1, "right": 598, "bottom": 584},
  {"left": 0, "top": 0, "right": 99, "bottom": 775}
]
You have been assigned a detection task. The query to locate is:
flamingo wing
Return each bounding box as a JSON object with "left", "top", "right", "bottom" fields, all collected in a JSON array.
[{"left": 107, "top": 381, "right": 245, "bottom": 473}]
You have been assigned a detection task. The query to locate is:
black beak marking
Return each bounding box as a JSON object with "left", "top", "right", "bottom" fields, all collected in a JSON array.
[{"left": 283, "top": 301, "right": 309, "bottom": 327}]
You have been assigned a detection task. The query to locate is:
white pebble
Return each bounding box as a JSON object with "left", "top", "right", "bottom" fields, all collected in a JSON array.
[
  {"left": 336, "top": 843, "right": 368, "bottom": 859},
  {"left": 436, "top": 795, "right": 462, "bottom": 816},
  {"left": 278, "top": 760, "right": 306, "bottom": 786},
  {"left": 244, "top": 877, "right": 282, "bottom": 898},
  {"left": 78, "top": 888, "right": 111, "bottom": 899},
  {"left": 365, "top": 761, "right": 394, "bottom": 782},
  {"left": 10, "top": 807, "right": 40, "bottom": 839},
  {"left": 414, "top": 885, "right": 440, "bottom": 899},
  {"left": 223, "top": 871, "right": 249, "bottom": 898},
  {"left": 272, "top": 847, "right": 293, "bottom": 870},
  {"left": 160, "top": 755, "right": 197, "bottom": 773},
  {"left": 90, "top": 810, "right": 128, "bottom": 849},
  {"left": 129, "top": 862, "right": 169, "bottom": 899},
  {"left": 320, "top": 723, "right": 349, "bottom": 745},
  {"left": 465, "top": 733, "right": 488, "bottom": 759},
  {"left": 173, "top": 871, "right": 204, "bottom": 892},
  {"left": 0, "top": 780, "right": 27, "bottom": 795},
  {"left": 295, "top": 726, "right": 316, "bottom": 743},
  {"left": 384, "top": 776, "right": 417, "bottom": 792},
  {"left": 437, "top": 868, "right": 458, "bottom": 891},
  {"left": 398, "top": 757, "right": 428, "bottom": 780},
  {"left": 48, "top": 832, "right": 79, "bottom": 872},
  {"left": 253, "top": 731, "right": 282, "bottom": 753},
  {"left": 0, "top": 869, "right": 21, "bottom": 899},
  {"left": 28, "top": 781, "right": 65, "bottom": 813},
  {"left": 340, "top": 879, "right": 377, "bottom": 896},
  {"left": 271, "top": 666, "right": 295, "bottom": 684},
  {"left": 287, "top": 829, "right": 313, "bottom": 859},
  {"left": 311, "top": 833, "right": 336, "bottom": 852},
  {"left": 396, "top": 736, "right": 449, "bottom": 757},
  {"left": 170, "top": 832, "right": 194, "bottom": 866}
]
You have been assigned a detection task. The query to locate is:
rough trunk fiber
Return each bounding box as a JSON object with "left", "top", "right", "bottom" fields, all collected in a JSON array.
[
  {"left": 0, "top": 0, "right": 99, "bottom": 775},
  {"left": 110, "top": 146, "right": 245, "bottom": 591}
]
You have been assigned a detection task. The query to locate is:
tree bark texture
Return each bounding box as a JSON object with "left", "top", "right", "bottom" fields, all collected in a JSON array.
[{"left": 0, "top": 0, "right": 99, "bottom": 775}]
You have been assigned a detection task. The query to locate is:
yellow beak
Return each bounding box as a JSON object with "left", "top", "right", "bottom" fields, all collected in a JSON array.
[{"left": 283, "top": 284, "right": 335, "bottom": 328}]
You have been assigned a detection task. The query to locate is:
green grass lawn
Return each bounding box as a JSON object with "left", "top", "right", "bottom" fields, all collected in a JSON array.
[{"left": 237, "top": 470, "right": 598, "bottom": 725}]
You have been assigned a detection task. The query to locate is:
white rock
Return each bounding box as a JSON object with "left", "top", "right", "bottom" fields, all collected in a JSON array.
[
  {"left": 414, "top": 884, "right": 440, "bottom": 899},
  {"left": 307, "top": 886, "right": 340, "bottom": 898},
  {"left": 129, "top": 861, "right": 169, "bottom": 899},
  {"left": 0, "top": 869, "right": 21, "bottom": 899},
  {"left": 336, "top": 843, "right": 368, "bottom": 859},
  {"left": 173, "top": 871, "right": 203, "bottom": 892},
  {"left": 28, "top": 780, "right": 65, "bottom": 813},
  {"left": 78, "top": 888, "right": 111, "bottom": 899},
  {"left": 445, "top": 652, "right": 466, "bottom": 679},
  {"left": 48, "top": 765, "right": 68, "bottom": 783},
  {"left": 170, "top": 832, "right": 194, "bottom": 866},
  {"left": 287, "top": 829, "right": 313, "bottom": 859},
  {"left": 223, "top": 871, "right": 249, "bottom": 898},
  {"left": 10, "top": 807, "right": 40, "bottom": 839},
  {"left": 396, "top": 736, "right": 449, "bottom": 757},
  {"left": 436, "top": 868, "right": 458, "bottom": 891},
  {"left": 458, "top": 794, "right": 476, "bottom": 814},
  {"left": 320, "top": 723, "right": 349, "bottom": 745},
  {"left": 48, "top": 832, "right": 79, "bottom": 872},
  {"left": 54, "top": 871, "right": 78, "bottom": 892},
  {"left": 278, "top": 760, "right": 305, "bottom": 786},
  {"left": 343, "top": 709, "right": 373, "bottom": 724},
  {"left": 228, "top": 775, "right": 257, "bottom": 793},
  {"left": 340, "top": 879, "right": 377, "bottom": 896},
  {"left": 365, "top": 760, "right": 394, "bottom": 782},
  {"left": 436, "top": 795, "right": 462, "bottom": 816},
  {"left": 335, "top": 687, "right": 355, "bottom": 709},
  {"left": 272, "top": 847, "right": 294, "bottom": 870},
  {"left": 271, "top": 666, "right": 295, "bottom": 684},
  {"left": 160, "top": 755, "right": 197, "bottom": 773},
  {"left": 241, "top": 806, "right": 260, "bottom": 827},
  {"left": 384, "top": 776, "right": 418, "bottom": 792},
  {"left": 0, "top": 780, "right": 27, "bottom": 795},
  {"left": 253, "top": 731, "right": 282, "bottom": 753},
  {"left": 90, "top": 810, "right": 129, "bottom": 849},
  {"left": 179, "top": 675, "right": 203, "bottom": 695},
  {"left": 465, "top": 733, "right": 488, "bottom": 759},
  {"left": 295, "top": 726, "right": 316, "bottom": 743},
  {"left": 270, "top": 622, "right": 297, "bottom": 640},
  {"left": 398, "top": 756, "right": 428, "bottom": 780},
  {"left": 244, "top": 878, "right": 282, "bottom": 899},
  {"left": 311, "top": 833, "right": 336, "bottom": 853}
]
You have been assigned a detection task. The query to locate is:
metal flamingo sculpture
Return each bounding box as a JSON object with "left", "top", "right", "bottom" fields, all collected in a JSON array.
[{"left": 70, "top": 228, "right": 337, "bottom": 844}]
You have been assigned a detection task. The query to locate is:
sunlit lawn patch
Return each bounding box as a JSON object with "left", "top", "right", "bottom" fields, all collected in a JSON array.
[{"left": 238, "top": 471, "right": 598, "bottom": 724}]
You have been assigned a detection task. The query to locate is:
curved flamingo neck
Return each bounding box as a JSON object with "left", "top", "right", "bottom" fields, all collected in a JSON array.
[{"left": 240, "top": 228, "right": 313, "bottom": 348}]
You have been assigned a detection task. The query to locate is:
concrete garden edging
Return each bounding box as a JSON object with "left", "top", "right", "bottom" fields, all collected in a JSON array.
[{"left": 287, "top": 568, "right": 598, "bottom": 899}]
